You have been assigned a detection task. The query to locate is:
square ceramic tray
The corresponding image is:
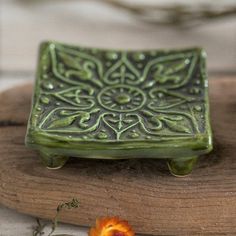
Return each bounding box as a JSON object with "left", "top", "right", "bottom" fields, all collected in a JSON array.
[{"left": 25, "top": 41, "right": 212, "bottom": 176}]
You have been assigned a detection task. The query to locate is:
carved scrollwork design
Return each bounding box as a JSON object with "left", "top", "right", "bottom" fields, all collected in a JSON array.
[{"left": 35, "top": 43, "right": 205, "bottom": 141}]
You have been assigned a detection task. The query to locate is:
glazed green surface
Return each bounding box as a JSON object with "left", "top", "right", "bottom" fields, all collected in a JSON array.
[{"left": 26, "top": 41, "right": 212, "bottom": 160}]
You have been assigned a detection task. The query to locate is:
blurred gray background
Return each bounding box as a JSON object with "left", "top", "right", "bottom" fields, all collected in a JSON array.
[{"left": 0, "top": 0, "right": 235, "bottom": 235}]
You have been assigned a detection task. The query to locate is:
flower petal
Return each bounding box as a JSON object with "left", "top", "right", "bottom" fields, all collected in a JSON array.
[{"left": 89, "top": 217, "right": 135, "bottom": 236}]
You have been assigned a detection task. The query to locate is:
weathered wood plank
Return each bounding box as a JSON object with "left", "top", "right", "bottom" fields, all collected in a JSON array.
[{"left": 0, "top": 77, "right": 236, "bottom": 235}]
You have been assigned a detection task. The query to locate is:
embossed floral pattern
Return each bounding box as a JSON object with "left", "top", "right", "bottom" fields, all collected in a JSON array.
[{"left": 33, "top": 43, "right": 206, "bottom": 141}]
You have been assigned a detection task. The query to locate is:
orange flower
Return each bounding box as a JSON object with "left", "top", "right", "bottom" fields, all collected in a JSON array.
[{"left": 89, "top": 217, "right": 135, "bottom": 236}]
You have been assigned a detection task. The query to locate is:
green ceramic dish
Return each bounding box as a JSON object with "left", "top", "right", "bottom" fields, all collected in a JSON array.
[{"left": 25, "top": 41, "right": 213, "bottom": 176}]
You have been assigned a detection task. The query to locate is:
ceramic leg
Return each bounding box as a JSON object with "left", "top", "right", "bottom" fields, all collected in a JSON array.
[
  {"left": 39, "top": 150, "right": 69, "bottom": 169},
  {"left": 167, "top": 156, "right": 198, "bottom": 177}
]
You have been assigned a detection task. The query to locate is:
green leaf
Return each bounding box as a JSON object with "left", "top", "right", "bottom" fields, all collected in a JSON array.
[
  {"left": 108, "top": 118, "right": 119, "bottom": 123},
  {"left": 123, "top": 119, "right": 134, "bottom": 124},
  {"left": 40, "top": 47, "right": 51, "bottom": 72},
  {"left": 167, "top": 115, "right": 183, "bottom": 121},
  {"left": 90, "top": 108, "right": 100, "bottom": 114},
  {"left": 157, "top": 76, "right": 181, "bottom": 84},
  {"left": 64, "top": 92, "right": 76, "bottom": 98},
  {"left": 141, "top": 110, "right": 153, "bottom": 117},
  {"left": 162, "top": 118, "right": 191, "bottom": 134},
  {"left": 48, "top": 116, "right": 77, "bottom": 129},
  {"left": 164, "top": 60, "right": 187, "bottom": 75},
  {"left": 59, "top": 110, "right": 75, "bottom": 116},
  {"left": 58, "top": 52, "right": 81, "bottom": 70}
]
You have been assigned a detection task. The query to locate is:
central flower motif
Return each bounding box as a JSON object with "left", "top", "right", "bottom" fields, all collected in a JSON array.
[
  {"left": 115, "top": 94, "right": 131, "bottom": 105},
  {"left": 98, "top": 85, "right": 145, "bottom": 112}
]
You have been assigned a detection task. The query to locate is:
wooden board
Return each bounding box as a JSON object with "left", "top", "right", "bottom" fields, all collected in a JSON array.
[{"left": 0, "top": 78, "right": 236, "bottom": 236}]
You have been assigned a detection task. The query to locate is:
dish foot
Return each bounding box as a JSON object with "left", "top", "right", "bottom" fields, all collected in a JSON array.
[
  {"left": 39, "top": 150, "right": 69, "bottom": 169},
  {"left": 167, "top": 156, "right": 198, "bottom": 177}
]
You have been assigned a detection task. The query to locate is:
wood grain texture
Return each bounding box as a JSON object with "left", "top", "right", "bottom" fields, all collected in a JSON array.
[{"left": 0, "top": 78, "right": 236, "bottom": 236}]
